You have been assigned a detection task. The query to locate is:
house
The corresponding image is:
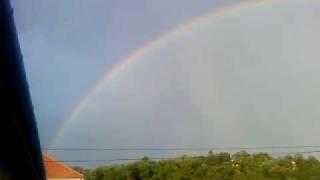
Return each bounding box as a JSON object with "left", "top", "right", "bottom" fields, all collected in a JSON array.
[{"left": 43, "top": 154, "right": 84, "bottom": 180}]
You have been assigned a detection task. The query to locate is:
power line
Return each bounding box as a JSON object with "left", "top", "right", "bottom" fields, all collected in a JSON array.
[
  {"left": 43, "top": 150, "right": 320, "bottom": 163},
  {"left": 271, "top": 150, "right": 320, "bottom": 155},
  {"left": 44, "top": 157, "right": 173, "bottom": 163},
  {"left": 44, "top": 145, "right": 320, "bottom": 151}
]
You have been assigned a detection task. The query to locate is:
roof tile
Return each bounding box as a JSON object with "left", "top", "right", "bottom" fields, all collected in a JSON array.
[{"left": 43, "top": 154, "right": 84, "bottom": 178}]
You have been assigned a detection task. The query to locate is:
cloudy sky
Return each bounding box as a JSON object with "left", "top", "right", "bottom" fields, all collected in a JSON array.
[{"left": 11, "top": 0, "right": 320, "bottom": 166}]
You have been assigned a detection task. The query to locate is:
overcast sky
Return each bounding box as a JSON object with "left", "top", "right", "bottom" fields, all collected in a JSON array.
[{"left": 11, "top": 0, "right": 320, "bottom": 166}]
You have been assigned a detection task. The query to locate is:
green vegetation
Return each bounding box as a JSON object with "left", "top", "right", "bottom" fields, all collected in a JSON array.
[{"left": 77, "top": 151, "right": 320, "bottom": 180}]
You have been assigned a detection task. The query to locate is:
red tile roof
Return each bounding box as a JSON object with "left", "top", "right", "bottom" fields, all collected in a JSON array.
[{"left": 43, "top": 154, "right": 84, "bottom": 178}]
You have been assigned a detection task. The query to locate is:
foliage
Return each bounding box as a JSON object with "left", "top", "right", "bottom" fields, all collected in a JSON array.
[{"left": 80, "top": 152, "right": 320, "bottom": 180}]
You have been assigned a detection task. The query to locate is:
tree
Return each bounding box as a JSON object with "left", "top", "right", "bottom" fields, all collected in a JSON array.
[{"left": 81, "top": 152, "right": 320, "bottom": 180}]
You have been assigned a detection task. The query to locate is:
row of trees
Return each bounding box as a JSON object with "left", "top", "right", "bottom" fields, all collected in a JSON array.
[{"left": 76, "top": 151, "right": 320, "bottom": 180}]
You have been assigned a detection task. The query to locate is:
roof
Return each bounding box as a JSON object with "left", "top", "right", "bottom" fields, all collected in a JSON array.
[{"left": 43, "top": 154, "right": 84, "bottom": 178}]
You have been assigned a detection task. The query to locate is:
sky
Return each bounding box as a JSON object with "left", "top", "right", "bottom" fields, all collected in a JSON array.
[
  {"left": 11, "top": 0, "right": 240, "bottom": 146},
  {"left": 11, "top": 0, "right": 320, "bottom": 166}
]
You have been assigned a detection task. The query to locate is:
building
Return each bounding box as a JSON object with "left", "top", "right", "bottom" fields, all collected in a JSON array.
[{"left": 43, "top": 154, "right": 84, "bottom": 180}]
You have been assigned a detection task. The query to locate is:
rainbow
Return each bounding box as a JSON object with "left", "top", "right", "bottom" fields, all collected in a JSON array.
[{"left": 49, "top": 0, "right": 301, "bottom": 147}]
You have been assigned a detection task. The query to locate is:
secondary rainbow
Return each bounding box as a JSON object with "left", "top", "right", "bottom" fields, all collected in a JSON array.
[{"left": 49, "top": 0, "right": 300, "bottom": 148}]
